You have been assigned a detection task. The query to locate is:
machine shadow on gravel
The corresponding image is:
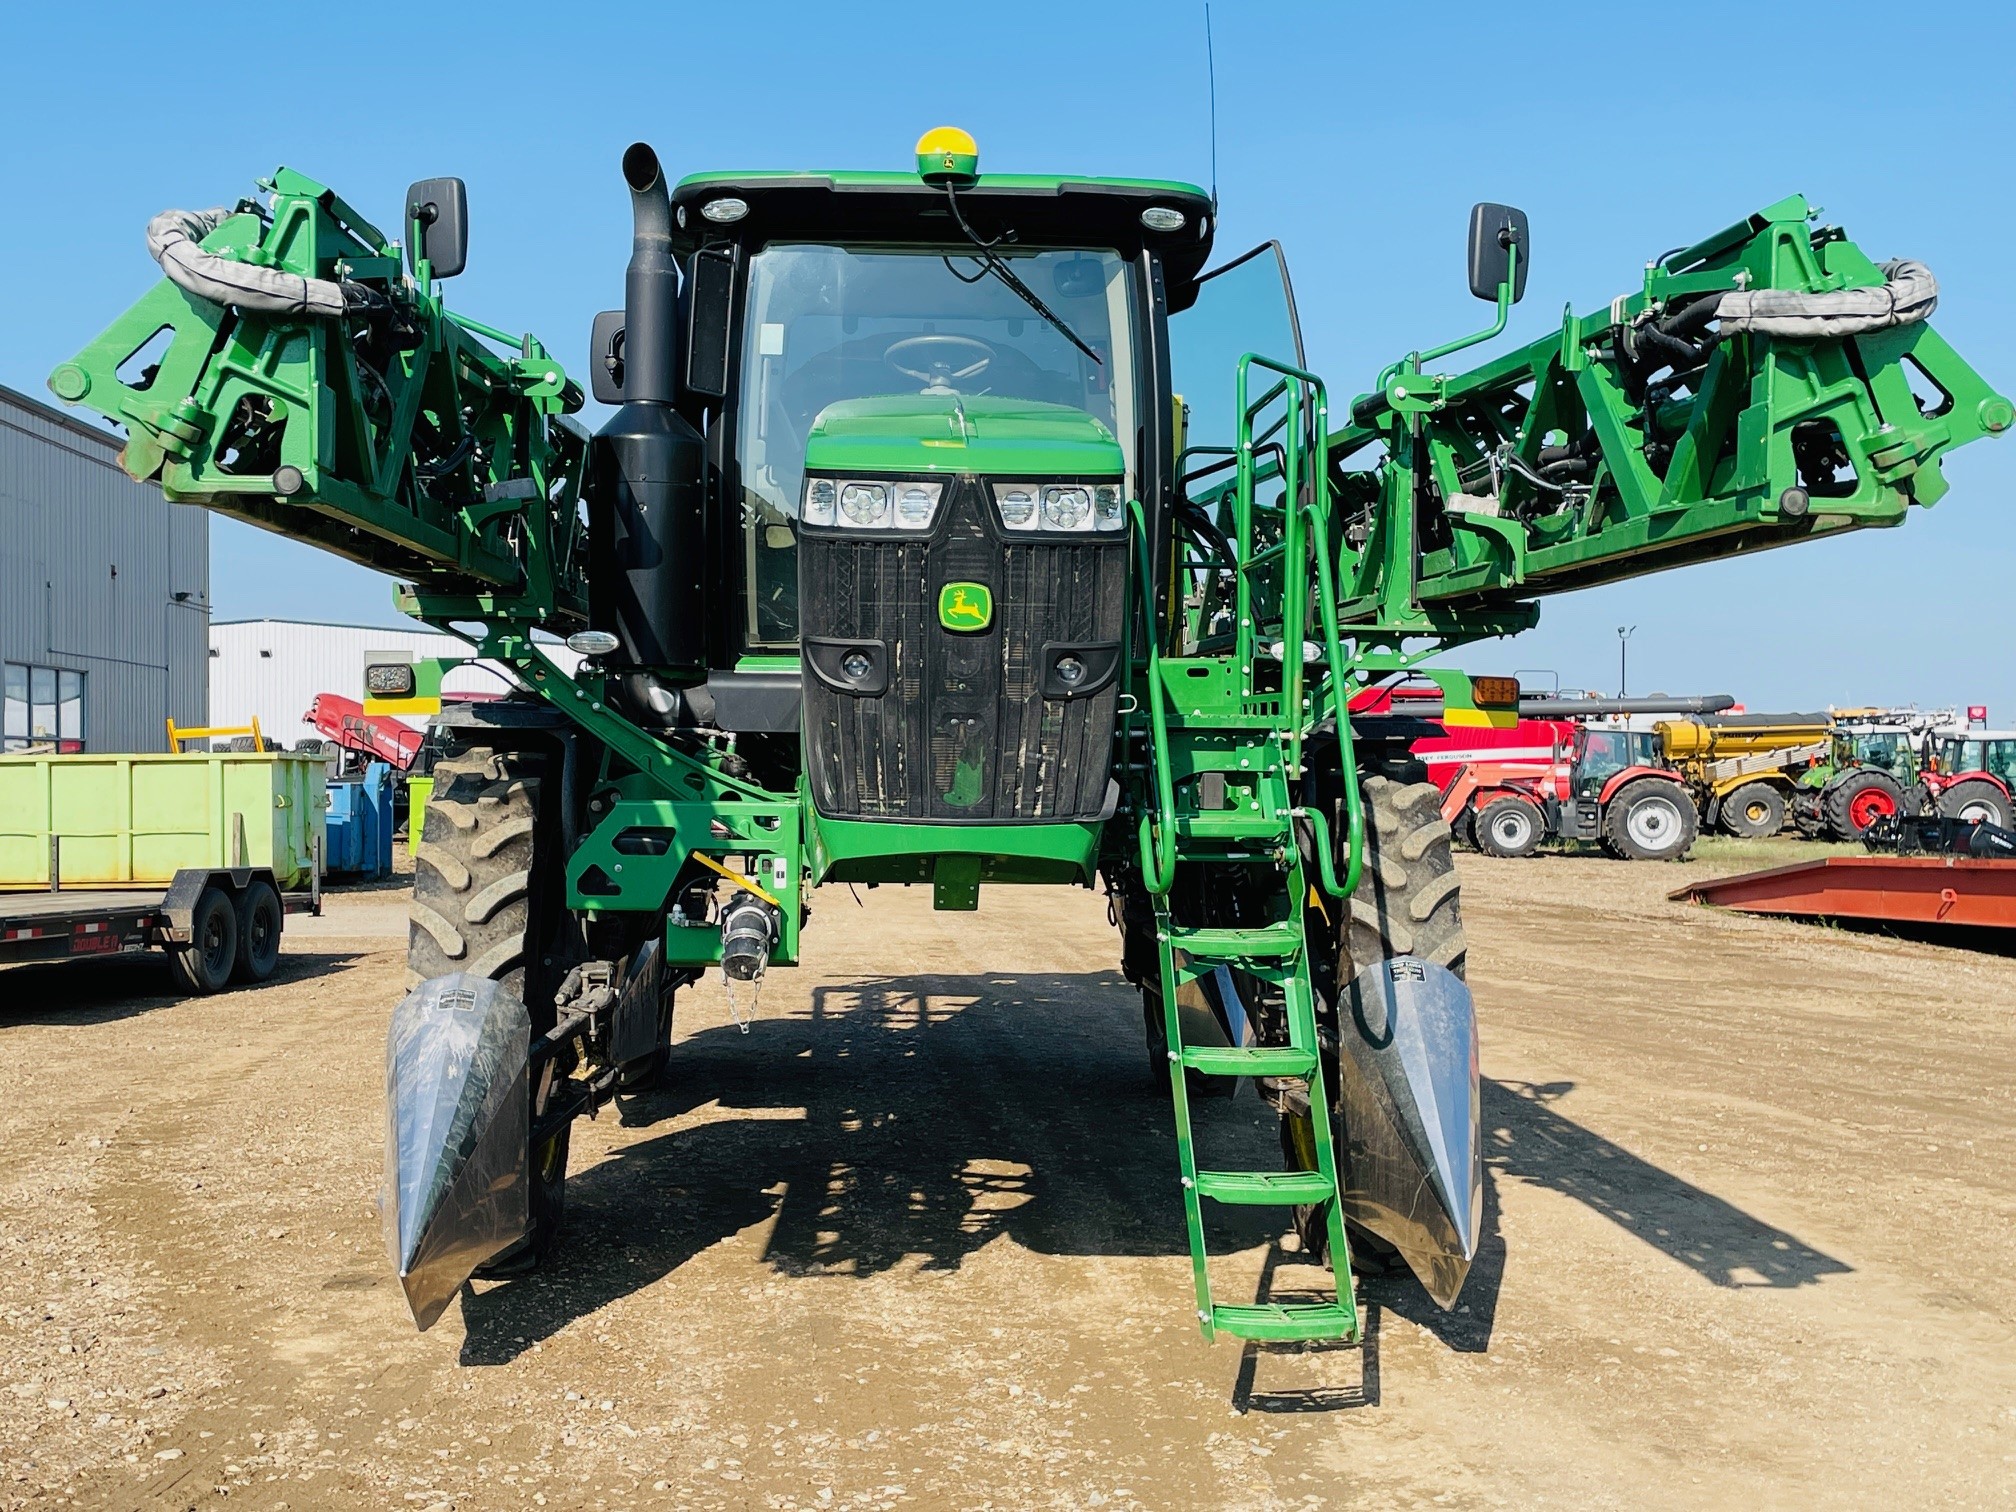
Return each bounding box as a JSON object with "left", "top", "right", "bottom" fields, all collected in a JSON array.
[
  {"left": 1482, "top": 1080, "right": 1851, "bottom": 1288},
  {"left": 0, "top": 949, "right": 363, "bottom": 1027},
  {"left": 454, "top": 977, "right": 1843, "bottom": 1365},
  {"left": 460, "top": 969, "right": 1283, "bottom": 1362}
]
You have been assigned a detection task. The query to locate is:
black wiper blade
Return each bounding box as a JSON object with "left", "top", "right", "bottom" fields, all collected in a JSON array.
[{"left": 944, "top": 186, "right": 1102, "bottom": 367}]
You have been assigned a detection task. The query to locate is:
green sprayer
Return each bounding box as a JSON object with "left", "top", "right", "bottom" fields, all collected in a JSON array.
[{"left": 51, "top": 127, "right": 2009, "bottom": 1341}]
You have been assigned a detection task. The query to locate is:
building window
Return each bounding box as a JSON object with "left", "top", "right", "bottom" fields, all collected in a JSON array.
[{"left": 2, "top": 663, "right": 84, "bottom": 753}]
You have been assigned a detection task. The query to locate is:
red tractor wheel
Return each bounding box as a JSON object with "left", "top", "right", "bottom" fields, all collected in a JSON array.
[
  {"left": 1937, "top": 779, "right": 2012, "bottom": 829},
  {"left": 1600, "top": 778, "right": 1699, "bottom": 861},
  {"left": 1824, "top": 770, "right": 1905, "bottom": 841},
  {"left": 1473, "top": 795, "right": 1545, "bottom": 858}
]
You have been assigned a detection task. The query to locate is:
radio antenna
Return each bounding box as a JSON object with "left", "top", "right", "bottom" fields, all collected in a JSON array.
[{"left": 1204, "top": 4, "right": 1220, "bottom": 214}]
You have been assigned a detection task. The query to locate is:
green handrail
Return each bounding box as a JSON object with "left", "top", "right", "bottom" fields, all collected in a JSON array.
[
  {"left": 1128, "top": 497, "right": 1179, "bottom": 895},
  {"left": 1231, "top": 352, "right": 1364, "bottom": 902}
]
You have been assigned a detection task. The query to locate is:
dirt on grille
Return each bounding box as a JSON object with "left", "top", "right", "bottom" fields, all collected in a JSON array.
[{"left": 4, "top": 838, "right": 2016, "bottom": 1509}]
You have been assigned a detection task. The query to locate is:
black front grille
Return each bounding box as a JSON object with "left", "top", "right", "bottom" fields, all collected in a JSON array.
[{"left": 798, "top": 479, "right": 1126, "bottom": 822}]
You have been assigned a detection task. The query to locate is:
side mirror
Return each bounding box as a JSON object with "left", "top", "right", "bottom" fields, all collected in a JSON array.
[
  {"left": 589, "top": 310, "right": 626, "bottom": 405},
  {"left": 406, "top": 177, "right": 468, "bottom": 280},
  {"left": 1467, "top": 202, "right": 1529, "bottom": 304},
  {"left": 683, "top": 244, "right": 737, "bottom": 400}
]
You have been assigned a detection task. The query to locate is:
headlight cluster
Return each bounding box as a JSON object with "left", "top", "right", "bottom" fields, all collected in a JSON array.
[
  {"left": 801, "top": 478, "right": 945, "bottom": 531},
  {"left": 800, "top": 477, "right": 1125, "bottom": 534},
  {"left": 992, "top": 482, "right": 1125, "bottom": 534}
]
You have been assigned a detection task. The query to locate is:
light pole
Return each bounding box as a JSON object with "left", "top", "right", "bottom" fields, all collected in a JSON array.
[{"left": 1617, "top": 625, "right": 1637, "bottom": 697}]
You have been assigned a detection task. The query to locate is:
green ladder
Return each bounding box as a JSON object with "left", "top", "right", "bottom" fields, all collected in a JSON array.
[
  {"left": 1126, "top": 351, "right": 1363, "bottom": 1344},
  {"left": 1145, "top": 722, "right": 1359, "bottom": 1344}
]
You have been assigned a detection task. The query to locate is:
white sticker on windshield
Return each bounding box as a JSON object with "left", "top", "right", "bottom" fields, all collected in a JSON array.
[{"left": 758, "top": 323, "right": 785, "bottom": 357}]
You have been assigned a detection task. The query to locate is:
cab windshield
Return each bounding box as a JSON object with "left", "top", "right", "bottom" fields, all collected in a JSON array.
[
  {"left": 1844, "top": 731, "right": 1914, "bottom": 775},
  {"left": 1939, "top": 736, "right": 2016, "bottom": 783},
  {"left": 1575, "top": 729, "right": 1659, "bottom": 795},
  {"left": 733, "top": 243, "right": 1140, "bottom": 649}
]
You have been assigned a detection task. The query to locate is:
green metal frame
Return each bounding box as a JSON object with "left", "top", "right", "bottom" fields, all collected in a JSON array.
[
  {"left": 51, "top": 168, "right": 589, "bottom": 623},
  {"left": 1329, "top": 195, "right": 2010, "bottom": 646}
]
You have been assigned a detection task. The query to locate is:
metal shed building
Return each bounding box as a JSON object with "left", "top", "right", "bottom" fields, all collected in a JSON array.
[{"left": 0, "top": 381, "right": 209, "bottom": 753}]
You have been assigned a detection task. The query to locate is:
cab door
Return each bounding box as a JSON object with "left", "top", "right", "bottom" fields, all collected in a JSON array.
[{"left": 1168, "top": 242, "right": 1306, "bottom": 464}]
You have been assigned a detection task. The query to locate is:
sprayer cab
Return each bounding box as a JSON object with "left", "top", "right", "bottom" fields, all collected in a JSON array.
[{"left": 583, "top": 134, "right": 1214, "bottom": 822}]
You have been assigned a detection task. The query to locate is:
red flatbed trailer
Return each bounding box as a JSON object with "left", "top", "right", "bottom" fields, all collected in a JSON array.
[{"left": 1671, "top": 856, "right": 2016, "bottom": 930}]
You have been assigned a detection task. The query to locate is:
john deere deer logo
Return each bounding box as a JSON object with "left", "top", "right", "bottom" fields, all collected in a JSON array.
[{"left": 938, "top": 581, "right": 993, "bottom": 632}]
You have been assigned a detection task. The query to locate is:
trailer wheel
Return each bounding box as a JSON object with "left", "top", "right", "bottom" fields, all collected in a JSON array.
[
  {"left": 1719, "top": 782, "right": 1786, "bottom": 839},
  {"left": 410, "top": 747, "right": 570, "bottom": 1271},
  {"left": 169, "top": 886, "right": 239, "bottom": 994},
  {"left": 232, "top": 879, "right": 283, "bottom": 984},
  {"left": 1473, "top": 794, "right": 1544, "bottom": 858},
  {"left": 1286, "top": 774, "right": 1467, "bottom": 1264},
  {"left": 1824, "top": 770, "right": 1905, "bottom": 841},
  {"left": 1937, "top": 780, "right": 2011, "bottom": 829},
  {"left": 1602, "top": 779, "right": 1698, "bottom": 860}
]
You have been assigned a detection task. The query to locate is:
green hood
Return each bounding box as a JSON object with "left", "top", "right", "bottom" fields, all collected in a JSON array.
[{"left": 803, "top": 394, "right": 1123, "bottom": 478}]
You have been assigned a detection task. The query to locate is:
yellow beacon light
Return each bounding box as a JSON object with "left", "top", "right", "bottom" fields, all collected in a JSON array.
[{"left": 916, "top": 126, "right": 980, "bottom": 185}]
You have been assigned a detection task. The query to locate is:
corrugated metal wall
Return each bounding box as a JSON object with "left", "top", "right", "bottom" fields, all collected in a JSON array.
[
  {"left": 210, "top": 620, "right": 581, "bottom": 741},
  {"left": 0, "top": 383, "right": 209, "bottom": 753}
]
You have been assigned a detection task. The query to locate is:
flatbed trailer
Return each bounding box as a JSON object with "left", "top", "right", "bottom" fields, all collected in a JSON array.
[
  {"left": 1672, "top": 856, "right": 2016, "bottom": 931},
  {"left": 0, "top": 866, "right": 321, "bottom": 993}
]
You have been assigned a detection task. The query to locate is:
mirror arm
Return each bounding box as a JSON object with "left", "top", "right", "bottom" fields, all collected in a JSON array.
[
  {"left": 1414, "top": 240, "right": 1517, "bottom": 371},
  {"left": 408, "top": 207, "right": 434, "bottom": 297}
]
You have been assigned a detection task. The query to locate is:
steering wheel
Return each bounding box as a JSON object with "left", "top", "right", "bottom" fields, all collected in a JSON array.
[{"left": 885, "top": 334, "right": 994, "bottom": 393}]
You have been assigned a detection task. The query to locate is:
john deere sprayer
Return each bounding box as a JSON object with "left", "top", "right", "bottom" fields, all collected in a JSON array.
[{"left": 52, "top": 129, "right": 2009, "bottom": 1341}]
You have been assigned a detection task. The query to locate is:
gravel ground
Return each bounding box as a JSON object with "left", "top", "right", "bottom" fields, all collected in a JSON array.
[{"left": 3, "top": 839, "right": 2015, "bottom": 1509}]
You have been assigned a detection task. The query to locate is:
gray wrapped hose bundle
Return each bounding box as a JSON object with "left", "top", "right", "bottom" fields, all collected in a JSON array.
[
  {"left": 147, "top": 207, "right": 360, "bottom": 317},
  {"left": 1716, "top": 259, "right": 1937, "bottom": 339}
]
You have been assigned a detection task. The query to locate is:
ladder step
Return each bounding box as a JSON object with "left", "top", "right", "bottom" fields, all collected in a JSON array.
[
  {"left": 1176, "top": 811, "right": 1287, "bottom": 842},
  {"left": 1165, "top": 921, "right": 1303, "bottom": 960},
  {"left": 1180, "top": 1044, "right": 1316, "bottom": 1077},
  {"left": 1194, "top": 1170, "right": 1336, "bottom": 1206},
  {"left": 1211, "top": 1302, "right": 1359, "bottom": 1342}
]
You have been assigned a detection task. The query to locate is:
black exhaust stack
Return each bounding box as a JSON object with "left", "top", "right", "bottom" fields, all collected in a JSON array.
[{"left": 590, "top": 142, "right": 707, "bottom": 673}]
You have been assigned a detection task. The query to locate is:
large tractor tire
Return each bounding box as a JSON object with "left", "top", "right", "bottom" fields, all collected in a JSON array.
[
  {"left": 408, "top": 747, "right": 571, "bottom": 1271},
  {"left": 1719, "top": 781, "right": 1786, "bottom": 839},
  {"left": 1601, "top": 778, "right": 1698, "bottom": 861},
  {"left": 1937, "top": 780, "right": 2012, "bottom": 829},
  {"left": 1473, "top": 794, "right": 1544, "bottom": 859},
  {"left": 1344, "top": 775, "right": 1467, "bottom": 979},
  {"left": 1284, "top": 775, "right": 1468, "bottom": 1272},
  {"left": 1823, "top": 769, "right": 1906, "bottom": 841}
]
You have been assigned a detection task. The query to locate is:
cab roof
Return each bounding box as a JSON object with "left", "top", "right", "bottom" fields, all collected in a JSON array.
[{"left": 670, "top": 170, "right": 1218, "bottom": 308}]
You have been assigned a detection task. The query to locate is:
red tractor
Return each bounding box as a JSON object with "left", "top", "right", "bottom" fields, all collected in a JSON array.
[
  {"left": 1919, "top": 726, "right": 2016, "bottom": 829},
  {"left": 1444, "top": 721, "right": 1699, "bottom": 861}
]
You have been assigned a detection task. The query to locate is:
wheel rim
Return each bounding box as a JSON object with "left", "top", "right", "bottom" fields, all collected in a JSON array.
[
  {"left": 1626, "top": 797, "right": 1678, "bottom": 849},
  {"left": 202, "top": 913, "right": 231, "bottom": 975},
  {"left": 1848, "top": 788, "right": 1896, "bottom": 829},
  {"left": 1490, "top": 810, "right": 1532, "bottom": 849},
  {"left": 248, "top": 904, "right": 276, "bottom": 964}
]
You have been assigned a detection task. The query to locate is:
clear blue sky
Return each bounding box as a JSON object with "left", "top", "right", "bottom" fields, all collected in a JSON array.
[{"left": 5, "top": 0, "right": 2011, "bottom": 717}]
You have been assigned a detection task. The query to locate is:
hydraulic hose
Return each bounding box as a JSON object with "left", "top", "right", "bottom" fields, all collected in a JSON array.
[{"left": 148, "top": 208, "right": 378, "bottom": 318}]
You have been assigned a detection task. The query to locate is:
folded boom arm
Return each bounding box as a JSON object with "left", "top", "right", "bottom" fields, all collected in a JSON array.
[{"left": 50, "top": 167, "right": 589, "bottom": 629}]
